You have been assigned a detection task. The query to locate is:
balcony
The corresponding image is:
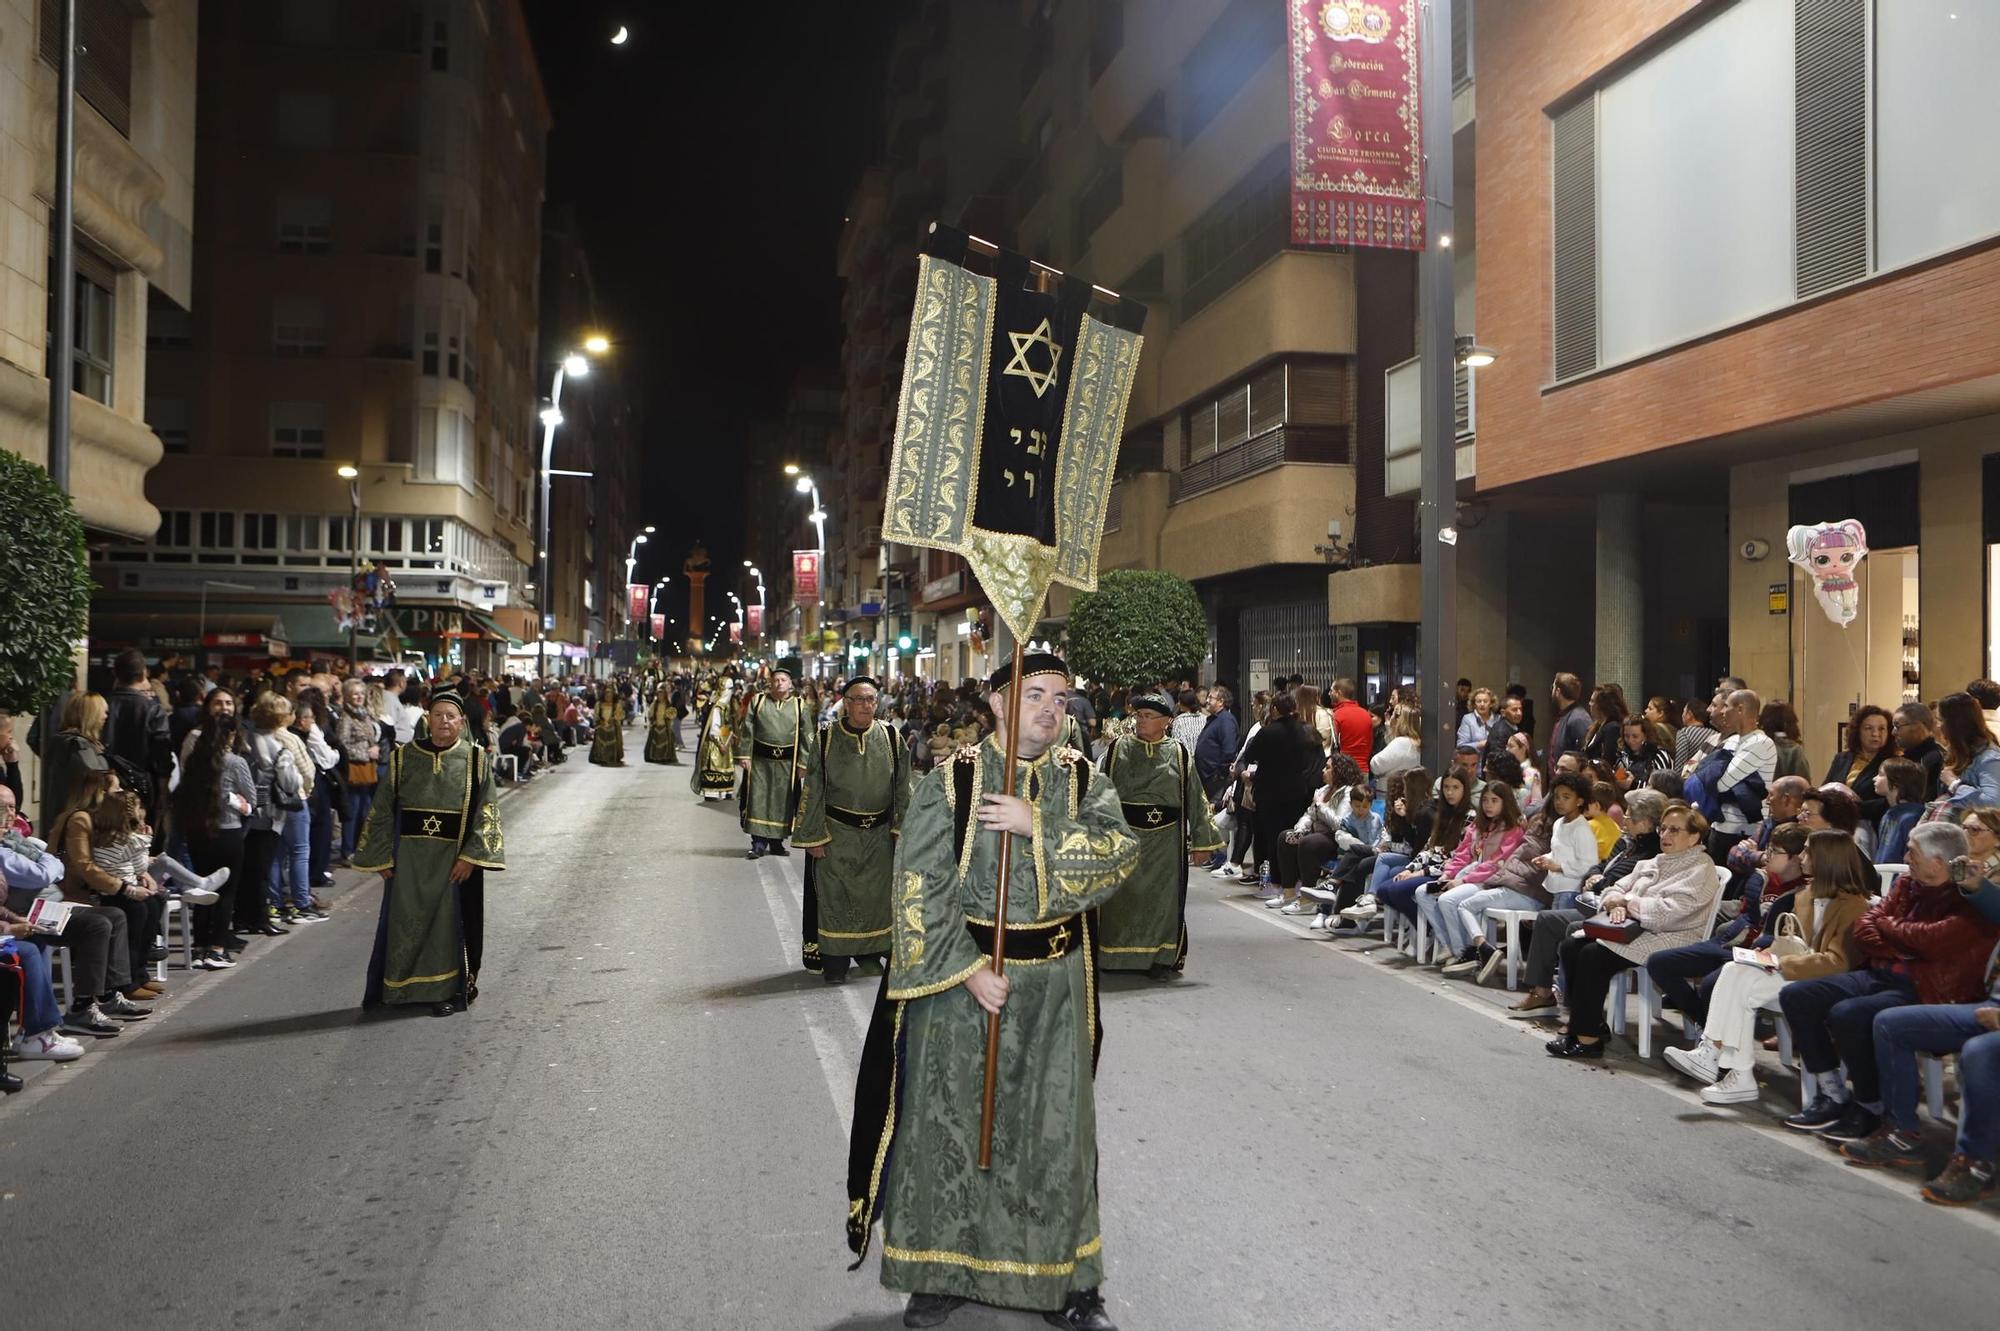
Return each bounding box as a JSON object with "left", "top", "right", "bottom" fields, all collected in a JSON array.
[
  {"left": 1172, "top": 426, "right": 1348, "bottom": 503},
  {"left": 1156, "top": 457, "right": 1355, "bottom": 584},
  {"left": 1382, "top": 356, "right": 1476, "bottom": 497}
]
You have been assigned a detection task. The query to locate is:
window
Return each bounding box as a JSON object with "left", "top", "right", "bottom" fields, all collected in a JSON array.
[
  {"left": 424, "top": 220, "right": 443, "bottom": 273},
  {"left": 277, "top": 91, "right": 334, "bottom": 148},
  {"left": 276, "top": 195, "right": 332, "bottom": 253},
  {"left": 147, "top": 396, "right": 189, "bottom": 454},
  {"left": 1180, "top": 0, "right": 1284, "bottom": 142},
  {"left": 273, "top": 298, "right": 327, "bottom": 356},
  {"left": 431, "top": 17, "right": 450, "bottom": 72},
  {"left": 1181, "top": 359, "right": 1342, "bottom": 464},
  {"left": 156, "top": 510, "right": 191, "bottom": 548},
  {"left": 147, "top": 294, "right": 191, "bottom": 348},
  {"left": 1877, "top": 0, "right": 2000, "bottom": 270},
  {"left": 48, "top": 242, "right": 116, "bottom": 404},
  {"left": 38, "top": 0, "right": 133, "bottom": 136},
  {"left": 242, "top": 514, "right": 280, "bottom": 562},
  {"left": 270, "top": 401, "right": 327, "bottom": 457},
  {"left": 284, "top": 515, "right": 322, "bottom": 552},
  {"left": 415, "top": 405, "right": 469, "bottom": 484},
  {"left": 1180, "top": 148, "right": 1290, "bottom": 318},
  {"left": 199, "top": 512, "right": 236, "bottom": 550},
  {"left": 369, "top": 517, "right": 405, "bottom": 554}
]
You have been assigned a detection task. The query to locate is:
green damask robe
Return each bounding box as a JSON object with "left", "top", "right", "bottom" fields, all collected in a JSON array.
[
  {"left": 851, "top": 737, "right": 1138, "bottom": 1311},
  {"left": 735, "top": 693, "right": 808, "bottom": 840},
  {"left": 1094, "top": 735, "right": 1223, "bottom": 972},
  {"left": 792, "top": 718, "right": 911, "bottom": 960},
  {"left": 643, "top": 694, "right": 679, "bottom": 765},
  {"left": 690, "top": 687, "right": 737, "bottom": 798},
  {"left": 353, "top": 737, "right": 505, "bottom": 1008}
]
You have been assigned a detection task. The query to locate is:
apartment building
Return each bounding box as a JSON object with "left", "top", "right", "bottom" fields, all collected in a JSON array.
[
  {"left": 0, "top": 0, "right": 197, "bottom": 541},
  {"left": 96, "top": 0, "right": 550, "bottom": 677},
  {"left": 1463, "top": 0, "right": 2000, "bottom": 752}
]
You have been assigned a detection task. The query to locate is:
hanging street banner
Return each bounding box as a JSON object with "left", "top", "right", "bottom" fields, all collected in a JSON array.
[
  {"left": 1288, "top": 0, "right": 1424, "bottom": 250},
  {"left": 746, "top": 605, "right": 764, "bottom": 636},
  {"left": 627, "top": 583, "right": 648, "bottom": 625},
  {"left": 792, "top": 550, "right": 821, "bottom": 602},
  {"left": 730, "top": 622, "right": 743, "bottom": 645},
  {"left": 881, "top": 224, "right": 1148, "bottom": 641},
  {"left": 650, "top": 613, "right": 666, "bottom": 640}
]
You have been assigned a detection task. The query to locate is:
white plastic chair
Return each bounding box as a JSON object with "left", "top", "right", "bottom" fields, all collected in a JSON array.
[
  {"left": 493, "top": 752, "right": 520, "bottom": 784},
  {"left": 1875, "top": 864, "right": 1906, "bottom": 896},
  {"left": 1487, "top": 908, "right": 1539, "bottom": 991},
  {"left": 48, "top": 946, "right": 77, "bottom": 1009},
  {"left": 164, "top": 897, "right": 197, "bottom": 973}
]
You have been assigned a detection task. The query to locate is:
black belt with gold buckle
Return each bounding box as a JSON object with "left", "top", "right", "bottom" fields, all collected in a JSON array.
[
  {"left": 399, "top": 808, "right": 464, "bottom": 840},
  {"left": 964, "top": 915, "right": 1080, "bottom": 962},
  {"left": 752, "top": 740, "right": 795, "bottom": 762},
  {"left": 1121, "top": 802, "right": 1179, "bottom": 830},
  {"left": 826, "top": 805, "right": 890, "bottom": 830}
]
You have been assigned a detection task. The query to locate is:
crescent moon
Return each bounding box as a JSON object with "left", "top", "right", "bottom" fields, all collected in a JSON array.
[{"left": 611, "top": 25, "right": 629, "bottom": 45}]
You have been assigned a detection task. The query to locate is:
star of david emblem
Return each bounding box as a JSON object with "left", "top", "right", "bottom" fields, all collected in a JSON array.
[
  {"left": 1002, "top": 318, "right": 1065, "bottom": 399},
  {"left": 1144, "top": 808, "right": 1165, "bottom": 826},
  {"left": 420, "top": 814, "right": 444, "bottom": 837},
  {"left": 859, "top": 812, "right": 880, "bottom": 829},
  {"left": 1047, "top": 924, "right": 1072, "bottom": 958}
]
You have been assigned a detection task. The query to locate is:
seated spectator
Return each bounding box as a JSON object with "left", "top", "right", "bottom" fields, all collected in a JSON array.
[
  {"left": 1892, "top": 703, "right": 1945, "bottom": 802},
  {"left": 1826, "top": 704, "right": 1898, "bottom": 827},
  {"left": 1585, "top": 782, "right": 1622, "bottom": 859},
  {"left": 1646, "top": 770, "right": 1684, "bottom": 799},
  {"left": 1546, "top": 802, "right": 1724, "bottom": 1058},
  {"left": 1299, "top": 782, "right": 1381, "bottom": 916},
  {"left": 1414, "top": 784, "right": 1525, "bottom": 965},
  {"left": 1613, "top": 717, "right": 1671, "bottom": 792},
  {"left": 1720, "top": 774, "right": 1811, "bottom": 908},
  {"left": 496, "top": 711, "right": 534, "bottom": 780},
  {"left": 45, "top": 770, "right": 151, "bottom": 1033},
  {"left": 1758, "top": 700, "right": 1813, "bottom": 782},
  {"left": 1846, "top": 971, "right": 2000, "bottom": 1203},
  {"left": 1799, "top": 784, "right": 1861, "bottom": 836},
  {"left": 1456, "top": 688, "right": 1496, "bottom": 761},
  {"left": 1939, "top": 691, "right": 2000, "bottom": 810},
  {"left": 1687, "top": 690, "right": 1777, "bottom": 848},
  {"left": 1872, "top": 758, "right": 1926, "bottom": 866},
  {"left": 1323, "top": 770, "right": 1431, "bottom": 928},
  {"left": 1664, "top": 829, "right": 1871, "bottom": 1102},
  {"left": 1780, "top": 822, "right": 2000, "bottom": 1141},
  {"left": 1372, "top": 710, "right": 1424, "bottom": 781},
  {"left": 1645, "top": 822, "right": 1810, "bottom": 1031},
  {"left": 1431, "top": 745, "right": 1484, "bottom": 803},
  {"left": 1952, "top": 808, "right": 2000, "bottom": 926},
  {"left": 1444, "top": 777, "right": 1590, "bottom": 981},
  {"left": 1373, "top": 773, "right": 1475, "bottom": 930},
  {"left": 1269, "top": 754, "right": 1361, "bottom": 913}
]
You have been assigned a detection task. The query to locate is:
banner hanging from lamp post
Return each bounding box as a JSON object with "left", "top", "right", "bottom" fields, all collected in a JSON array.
[
  {"left": 627, "top": 583, "right": 648, "bottom": 625},
  {"left": 792, "top": 551, "right": 820, "bottom": 603},
  {"left": 1288, "top": 0, "right": 1425, "bottom": 250},
  {"left": 650, "top": 613, "right": 665, "bottom": 640},
  {"left": 880, "top": 224, "right": 1148, "bottom": 642},
  {"left": 746, "top": 605, "right": 764, "bottom": 636}
]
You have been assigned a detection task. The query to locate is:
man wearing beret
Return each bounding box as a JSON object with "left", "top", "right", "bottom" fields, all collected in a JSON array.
[
  {"left": 353, "top": 687, "right": 504, "bottom": 1018},
  {"left": 792, "top": 676, "right": 911, "bottom": 981},
  {"left": 736, "top": 660, "right": 810, "bottom": 859},
  {"left": 1094, "top": 691, "right": 1223, "bottom": 978},
  {"left": 847, "top": 652, "right": 1137, "bottom": 1330}
]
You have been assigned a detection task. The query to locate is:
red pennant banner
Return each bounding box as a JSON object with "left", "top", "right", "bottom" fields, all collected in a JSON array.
[
  {"left": 792, "top": 550, "right": 820, "bottom": 602},
  {"left": 1288, "top": 0, "right": 1425, "bottom": 250},
  {"left": 627, "top": 583, "right": 648, "bottom": 624},
  {"left": 746, "top": 605, "right": 764, "bottom": 636},
  {"left": 650, "top": 613, "right": 665, "bottom": 640}
]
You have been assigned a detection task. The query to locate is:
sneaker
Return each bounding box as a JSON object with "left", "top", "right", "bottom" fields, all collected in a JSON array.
[
  {"left": 13, "top": 1030, "right": 84, "bottom": 1062},
  {"left": 99, "top": 993, "right": 151, "bottom": 1021},
  {"left": 1783, "top": 1096, "right": 1844, "bottom": 1132},
  {"left": 1818, "top": 1102, "right": 1881, "bottom": 1142},
  {"left": 1442, "top": 946, "right": 1482, "bottom": 976},
  {"left": 1339, "top": 897, "right": 1379, "bottom": 922},
  {"left": 1264, "top": 893, "right": 1289, "bottom": 909},
  {"left": 298, "top": 908, "right": 330, "bottom": 921},
  {"left": 1279, "top": 899, "right": 1310, "bottom": 915},
  {"left": 1475, "top": 943, "right": 1506, "bottom": 984},
  {"left": 196, "top": 951, "right": 236, "bottom": 970},
  {"left": 1298, "top": 882, "right": 1338, "bottom": 902},
  {"left": 199, "top": 866, "right": 231, "bottom": 893},
  {"left": 61, "top": 1005, "right": 122, "bottom": 1037},
  {"left": 1840, "top": 1126, "right": 1926, "bottom": 1169},
  {"left": 1922, "top": 1154, "right": 2000, "bottom": 1206},
  {"left": 1210, "top": 864, "right": 1239, "bottom": 880},
  {"left": 177, "top": 884, "right": 220, "bottom": 906},
  {"left": 1307, "top": 913, "right": 1331, "bottom": 930},
  {"left": 1663, "top": 1042, "right": 1723, "bottom": 1086},
  {"left": 1699, "top": 1066, "right": 1761, "bottom": 1104},
  {"left": 145, "top": 942, "right": 170, "bottom": 961}
]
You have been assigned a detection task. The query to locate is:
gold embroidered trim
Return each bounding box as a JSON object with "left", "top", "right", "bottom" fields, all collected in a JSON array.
[
  {"left": 459, "top": 857, "right": 503, "bottom": 870},
  {"left": 1098, "top": 942, "right": 1177, "bottom": 954},
  {"left": 790, "top": 835, "right": 833, "bottom": 849},
  {"left": 896, "top": 869, "right": 926, "bottom": 972},
  {"left": 963, "top": 914, "right": 1071, "bottom": 930},
  {"left": 955, "top": 745, "right": 984, "bottom": 886},
  {"left": 381, "top": 968, "right": 461, "bottom": 989},
  {"left": 886, "top": 958, "right": 984, "bottom": 1001},
  {"left": 1032, "top": 789, "right": 1049, "bottom": 918},
  {"left": 745, "top": 815, "right": 794, "bottom": 831},
  {"left": 1083, "top": 913, "right": 1097, "bottom": 1052},
  {"left": 883, "top": 1235, "right": 1103, "bottom": 1278},
  {"left": 856, "top": 1001, "right": 905, "bottom": 1264},
  {"left": 821, "top": 925, "right": 892, "bottom": 940}
]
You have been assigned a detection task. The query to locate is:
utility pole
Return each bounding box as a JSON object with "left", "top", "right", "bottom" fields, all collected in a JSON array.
[
  {"left": 47, "top": 0, "right": 76, "bottom": 493},
  {"left": 1416, "top": 0, "right": 1458, "bottom": 762}
]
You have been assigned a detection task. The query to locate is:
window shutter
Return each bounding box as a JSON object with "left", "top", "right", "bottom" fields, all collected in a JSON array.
[
  {"left": 1550, "top": 96, "right": 1598, "bottom": 381},
  {"left": 39, "top": 0, "right": 133, "bottom": 137},
  {"left": 1248, "top": 361, "right": 1286, "bottom": 435},
  {"left": 1793, "top": 0, "right": 1869, "bottom": 299}
]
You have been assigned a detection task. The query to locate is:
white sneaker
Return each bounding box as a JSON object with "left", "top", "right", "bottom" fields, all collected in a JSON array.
[
  {"left": 202, "top": 866, "right": 231, "bottom": 892},
  {"left": 1210, "top": 864, "right": 1237, "bottom": 880},
  {"left": 178, "top": 885, "right": 220, "bottom": 906},
  {"left": 1339, "top": 896, "right": 1379, "bottom": 922},
  {"left": 13, "top": 1029, "right": 84, "bottom": 1061},
  {"left": 1664, "top": 1042, "right": 1722, "bottom": 1086},
  {"left": 1280, "top": 900, "right": 1310, "bottom": 915},
  {"left": 1699, "top": 1066, "right": 1760, "bottom": 1105}
]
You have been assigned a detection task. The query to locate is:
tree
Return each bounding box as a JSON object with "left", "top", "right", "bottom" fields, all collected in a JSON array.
[
  {"left": 1065, "top": 569, "right": 1208, "bottom": 686},
  {"left": 0, "top": 451, "right": 93, "bottom": 715}
]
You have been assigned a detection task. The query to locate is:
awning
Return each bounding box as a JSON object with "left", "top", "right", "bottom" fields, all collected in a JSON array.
[
  {"left": 465, "top": 609, "right": 523, "bottom": 646},
  {"left": 89, "top": 598, "right": 383, "bottom": 655}
]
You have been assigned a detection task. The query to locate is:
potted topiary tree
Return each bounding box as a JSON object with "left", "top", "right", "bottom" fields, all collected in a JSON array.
[
  {"left": 0, "top": 451, "right": 93, "bottom": 715},
  {"left": 1065, "top": 569, "right": 1208, "bottom": 688}
]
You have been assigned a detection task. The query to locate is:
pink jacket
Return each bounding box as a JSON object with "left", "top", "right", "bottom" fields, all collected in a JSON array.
[{"left": 1440, "top": 823, "right": 1526, "bottom": 886}]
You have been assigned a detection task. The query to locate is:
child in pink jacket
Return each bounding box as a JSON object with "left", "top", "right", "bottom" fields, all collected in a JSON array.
[{"left": 1413, "top": 784, "right": 1526, "bottom": 963}]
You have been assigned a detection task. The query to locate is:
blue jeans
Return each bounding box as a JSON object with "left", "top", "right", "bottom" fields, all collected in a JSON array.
[
  {"left": 1645, "top": 940, "right": 1733, "bottom": 1025},
  {"left": 1, "top": 938, "right": 61, "bottom": 1036},
  {"left": 1377, "top": 873, "right": 1435, "bottom": 924},
  {"left": 1367, "top": 853, "right": 1412, "bottom": 894},
  {"left": 1778, "top": 968, "right": 1918, "bottom": 1099},
  {"left": 1871, "top": 1004, "right": 1996, "bottom": 1149},
  {"left": 275, "top": 807, "right": 312, "bottom": 911},
  {"left": 343, "top": 783, "right": 375, "bottom": 858},
  {"left": 1417, "top": 881, "right": 1476, "bottom": 954},
  {"left": 1456, "top": 886, "right": 1546, "bottom": 949}
]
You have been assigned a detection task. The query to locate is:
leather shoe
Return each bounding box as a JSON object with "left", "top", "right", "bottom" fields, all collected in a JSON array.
[
  {"left": 904, "top": 1293, "right": 965, "bottom": 1328},
  {"left": 1044, "top": 1288, "right": 1117, "bottom": 1330},
  {"left": 0, "top": 1069, "right": 21, "bottom": 1094},
  {"left": 431, "top": 1001, "right": 459, "bottom": 1018},
  {"left": 257, "top": 922, "right": 289, "bottom": 936},
  {"left": 1545, "top": 1033, "right": 1605, "bottom": 1060}
]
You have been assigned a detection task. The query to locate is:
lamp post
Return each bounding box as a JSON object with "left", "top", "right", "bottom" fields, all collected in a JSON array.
[
  {"left": 793, "top": 472, "right": 828, "bottom": 677},
  {"left": 1417, "top": 0, "right": 1459, "bottom": 764},
  {"left": 537, "top": 339, "right": 607, "bottom": 680},
  {"left": 336, "top": 464, "right": 363, "bottom": 671},
  {"left": 624, "top": 530, "right": 650, "bottom": 640}
]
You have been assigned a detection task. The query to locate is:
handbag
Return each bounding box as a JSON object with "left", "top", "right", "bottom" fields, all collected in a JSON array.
[
  {"left": 1580, "top": 912, "right": 1644, "bottom": 943},
  {"left": 346, "top": 760, "right": 379, "bottom": 787},
  {"left": 1765, "top": 910, "right": 1810, "bottom": 959}
]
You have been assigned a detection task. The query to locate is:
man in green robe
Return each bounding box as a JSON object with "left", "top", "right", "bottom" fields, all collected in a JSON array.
[
  {"left": 792, "top": 676, "right": 911, "bottom": 981},
  {"left": 353, "top": 687, "right": 504, "bottom": 1018},
  {"left": 690, "top": 677, "right": 738, "bottom": 799},
  {"left": 847, "top": 653, "right": 1136, "bottom": 1331},
  {"left": 735, "top": 660, "right": 809, "bottom": 858},
  {"left": 1094, "top": 692, "right": 1222, "bottom": 979}
]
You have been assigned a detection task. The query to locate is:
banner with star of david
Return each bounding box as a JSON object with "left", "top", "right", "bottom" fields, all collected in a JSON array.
[{"left": 881, "top": 226, "right": 1146, "bottom": 642}]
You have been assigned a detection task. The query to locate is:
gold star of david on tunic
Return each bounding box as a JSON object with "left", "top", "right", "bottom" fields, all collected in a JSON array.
[
  {"left": 1047, "top": 924, "right": 1073, "bottom": 958},
  {"left": 420, "top": 814, "right": 444, "bottom": 836},
  {"left": 1144, "top": 808, "right": 1165, "bottom": 825},
  {"left": 1002, "top": 318, "right": 1065, "bottom": 399}
]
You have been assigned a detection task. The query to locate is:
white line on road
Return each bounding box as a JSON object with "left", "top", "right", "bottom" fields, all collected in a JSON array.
[{"left": 755, "top": 854, "right": 871, "bottom": 1139}]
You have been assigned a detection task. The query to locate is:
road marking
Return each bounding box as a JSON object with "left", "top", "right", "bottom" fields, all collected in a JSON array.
[
  {"left": 755, "top": 855, "right": 870, "bottom": 1139},
  {"left": 1212, "top": 887, "right": 2000, "bottom": 1238}
]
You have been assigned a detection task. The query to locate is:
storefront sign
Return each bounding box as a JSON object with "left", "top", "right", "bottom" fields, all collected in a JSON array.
[
  {"left": 922, "top": 570, "right": 962, "bottom": 603},
  {"left": 627, "top": 583, "right": 649, "bottom": 625},
  {"left": 1768, "top": 583, "right": 1789, "bottom": 616},
  {"left": 793, "top": 550, "right": 821, "bottom": 602},
  {"left": 386, "top": 606, "right": 466, "bottom": 637},
  {"left": 1288, "top": 0, "right": 1425, "bottom": 249}
]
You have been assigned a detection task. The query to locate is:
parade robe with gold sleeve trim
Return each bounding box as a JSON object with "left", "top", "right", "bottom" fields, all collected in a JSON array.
[
  {"left": 643, "top": 693, "right": 679, "bottom": 765},
  {"left": 352, "top": 736, "right": 504, "bottom": 1009},
  {"left": 690, "top": 685, "right": 737, "bottom": 797},
  {"left": 734, "top": 693, "right": 808, "bottom": 839},
  {"left": 792, "top": 718, "right": 911, "bottom": 964},
  {"left": 1094, "top": 735, "right": 1223, "bottom": 972},
  {"left": 846, "top": 736, "right": 1138, "bottom": 1311},
  {"left": 590, "top": 700, "right": 626, "bottom": 766}
]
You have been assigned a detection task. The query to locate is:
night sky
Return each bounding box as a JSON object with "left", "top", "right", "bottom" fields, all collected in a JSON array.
[{"left": 523, "top": 1, "right": 910, "bottom": 626}]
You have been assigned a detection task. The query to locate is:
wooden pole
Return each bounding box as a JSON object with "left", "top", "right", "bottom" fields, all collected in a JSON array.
[{"left": 977, "top": 636, "right": 1027, "bottom": 1170}]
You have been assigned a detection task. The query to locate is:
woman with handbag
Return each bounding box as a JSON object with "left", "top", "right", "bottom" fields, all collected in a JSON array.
[
  {"left": 242, "top": 694, "right": 306, "bottom": 937},
  {"left": 335, "top": 679, "right": 383, "bottom": 864},
  {"left": 1546, "top": 802, "right": 1726, "bottom": 1059},
  {"left": 1664, "top": 829, "right": 1872, "bottom": 1101}
]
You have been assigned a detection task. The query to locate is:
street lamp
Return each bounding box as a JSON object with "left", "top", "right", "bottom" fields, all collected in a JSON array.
[
  {"left": 791, "top": 472, "right": 829, "bottom": 677},
  {"left": 538, "top": 339, "right": 607, "bottom": 678},
  {"left": 336, "top": 463, "right": 364, "bottom": 670},
  {"left": 624, "top": 532, "right": 649, "bottom": 638}
]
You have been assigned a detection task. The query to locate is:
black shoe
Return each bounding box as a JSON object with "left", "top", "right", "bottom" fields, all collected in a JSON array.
[
  {"left": 823, "top": 962, "right": 850, "bottom": 984},
  {"left": 745, "top": 846, "right": 764, "bottom": 860},
  {"left": 770, "top": 843, "right": 791, "bottom": 857},
  {"left": 904, "top": 1293, "right": 966, "bottom": 1328},
  {"left": 0, "top": 1065, "right": 20, "bottom": 1095},
  {"left": 145, "top": 943, "right": 169, "bottom": 962},
  {"left": 431, "top": 1001, "right": 459, "bottom": 1018},
  {"left": 1044, "top": 1288, "right": 1118, "bottom": 1331},
  {"left": 257, "top": 922, "right": 289, "bottom": 936},
  {"left": 62, "top": 1005, "right": 121, "bottom": 1037},
  {"left": 1819, "top": 1102, "right": 1881, "bottom": 1142},
  {"left": 1545, "top": 1034, "right": 1605, "bottom": 1060},
  {"left": 1784, "top": 1096, "right": 1844, "bottom": 1132},
  {"left": 222, "top": 934, "right": 252, "bottom": 950}
]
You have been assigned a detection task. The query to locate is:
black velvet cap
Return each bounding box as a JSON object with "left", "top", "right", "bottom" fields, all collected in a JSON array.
[
  {"left": 988, "top": 652, "right": 1070, "bottom": 692},
  {"left": 1127, "top": 692, "right": 1174, "bottom": 716}
]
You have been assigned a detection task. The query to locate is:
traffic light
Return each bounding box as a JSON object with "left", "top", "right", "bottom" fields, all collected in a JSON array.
[{"left": 897, "top": 634, "right": 912, "bottom": 650}]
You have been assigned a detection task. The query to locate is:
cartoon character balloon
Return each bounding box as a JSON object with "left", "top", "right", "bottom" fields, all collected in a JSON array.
[{"left": 1786, "top": 520, "right": 1868, "bottom": 626}]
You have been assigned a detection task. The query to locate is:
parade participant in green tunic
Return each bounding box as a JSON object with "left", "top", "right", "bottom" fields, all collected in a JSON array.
[
  {"left": 589, "top": 684, "right": 626, "bottom": 767},
  {"left": 1094, "top": 692, "right": 1222, "bottom": 979},
  {"left": 690, "top": 677, "right": 738, "bottom": 800},
  {"left": 643, "top": 689, "right": 680, "bottom": 765},
  {"left": 847, "top": 653, "right": 1137, "bottom": 1331},
  {"left": 735, "top": 660, "right": 809, "bottom": 859},
  {"left": 353, "top": 688, "right": 504, "bottom": 1018},
  {"left": 792, "top": 677, "right": 911, "bottom": 982}
]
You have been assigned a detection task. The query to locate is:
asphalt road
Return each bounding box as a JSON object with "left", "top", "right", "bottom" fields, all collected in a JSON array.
[{"left": 7, "top": 724, "right": 1997, "bottom": 1330}]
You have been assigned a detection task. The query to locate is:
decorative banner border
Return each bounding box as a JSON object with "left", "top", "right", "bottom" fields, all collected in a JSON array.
[{"left": 1288, "top": 0, "right": 1425, "bottom": 250}]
